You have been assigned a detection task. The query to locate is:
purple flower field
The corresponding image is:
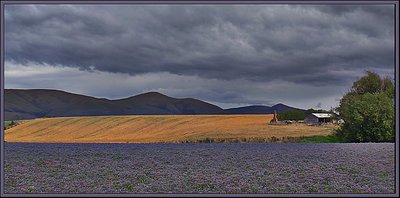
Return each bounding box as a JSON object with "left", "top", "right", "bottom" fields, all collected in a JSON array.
[{"left": 3, "top": 143, "right": 395, "bottom": 194}]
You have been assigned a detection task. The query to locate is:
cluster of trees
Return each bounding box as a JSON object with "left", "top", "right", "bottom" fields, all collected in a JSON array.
[
  {"left": 336, "top": 71, "right": 394, "bottom": 142},
  {"left": 278, "top": 71, "right": 395, "bottom": 143},
  {"left": 277, "top": 108, "right": 332, "bottom": 121},
  {"left": 4, "top": 120, "right": 19, "bottom": 130}
]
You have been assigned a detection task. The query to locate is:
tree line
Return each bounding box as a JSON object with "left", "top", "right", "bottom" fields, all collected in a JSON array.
[{"left": 277, "top": 109, "right": 333, "bottom": 121}]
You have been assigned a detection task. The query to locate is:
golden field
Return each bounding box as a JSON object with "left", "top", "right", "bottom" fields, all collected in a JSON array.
[{"left": 4, "top": 114, "right": 336, "bottom": 143}]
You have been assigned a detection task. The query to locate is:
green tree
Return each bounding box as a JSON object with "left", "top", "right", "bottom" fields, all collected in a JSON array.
[
  {"left": 351, "top": 71, "right": 382, "bottom": 95},
  {"left": 382, "top": 77, "right": 395, "bottom": 98},
  {"left": 277, "top": 110, "right": 306, "bottom": 121},
  {"left": 336, "top": 71, "right": 394, "bottom": 142}
]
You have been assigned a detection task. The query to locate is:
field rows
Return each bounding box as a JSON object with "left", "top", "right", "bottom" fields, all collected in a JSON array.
[{"left": 4, "top": 114, "right": 335, "bottom": 143}]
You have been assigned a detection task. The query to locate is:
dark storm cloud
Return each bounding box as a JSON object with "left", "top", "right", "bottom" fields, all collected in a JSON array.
[{"left": 5, "top": 4, "right": 394, "bottom": 87}]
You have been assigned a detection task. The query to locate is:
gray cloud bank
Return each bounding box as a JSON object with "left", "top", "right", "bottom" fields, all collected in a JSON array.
[{"left": 4, "top": 4, "right": 395, "bottom": 109}]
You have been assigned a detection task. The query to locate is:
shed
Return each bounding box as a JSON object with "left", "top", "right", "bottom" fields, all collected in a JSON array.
[{"left": 304, "top": 113, "right": 333, "bottom": 124}]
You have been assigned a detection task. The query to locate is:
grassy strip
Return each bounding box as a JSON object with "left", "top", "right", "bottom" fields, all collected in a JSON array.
[
  {"left": 297, "top": 135, "right": 343, "bottom": 143},
  {"left": 169, "top": 135, "right": 344, "bottom": 144},
  {"left": 4, "top": 121, "right": 21, "bottom": 130}
]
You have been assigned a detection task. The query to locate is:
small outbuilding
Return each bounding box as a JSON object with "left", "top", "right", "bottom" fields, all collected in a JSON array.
[
  {"left": 337, "top": 119, "right": 345, "bottom": 125},
  {"left": 304, "top": 113, "right": 333, "bottom": 124}
]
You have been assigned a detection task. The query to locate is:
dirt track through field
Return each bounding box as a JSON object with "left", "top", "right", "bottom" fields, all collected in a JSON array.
[{"left": 5, "top": 114, "right": 335, "bottom": 143}]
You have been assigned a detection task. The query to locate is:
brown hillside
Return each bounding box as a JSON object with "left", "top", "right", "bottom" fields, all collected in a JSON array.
[{"left": 4, "top": 114, "right": 334, "bottom": 143}]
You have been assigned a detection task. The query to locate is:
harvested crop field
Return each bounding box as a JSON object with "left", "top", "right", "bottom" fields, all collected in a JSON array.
[
  {"left": 4, "top": 115, "right": 336, "bottom": 143},
  {"left": 3, "top": 143, "right": 395, "bottom": 194}
]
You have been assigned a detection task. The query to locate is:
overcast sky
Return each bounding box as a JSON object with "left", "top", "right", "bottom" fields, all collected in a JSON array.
[{"left": 4, "top": 4, "right": 395, "bottom": 110}]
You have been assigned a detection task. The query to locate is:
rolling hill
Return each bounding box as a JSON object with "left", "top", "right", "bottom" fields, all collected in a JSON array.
[
  {"left": 223, "top": 104, "right": 303, "bottom": 114},
  {"left": 4, "top": 114, "right": 335, "bottom": 143},
  {"left": 5, "top": 89, "right": 303, "bottom": 120}
]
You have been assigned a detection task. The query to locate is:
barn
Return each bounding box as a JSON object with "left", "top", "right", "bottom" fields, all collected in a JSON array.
[{"left": 304, "top": 113, "right": 333, "bottom": 124}]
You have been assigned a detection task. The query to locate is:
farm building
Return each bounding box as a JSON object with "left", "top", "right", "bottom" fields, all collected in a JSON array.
[
  {"left": 337, "top": 119, "right": 345, "bottom": 125},
  {"left": 304, "top": 113, "right": 333, "bottom": 124}
]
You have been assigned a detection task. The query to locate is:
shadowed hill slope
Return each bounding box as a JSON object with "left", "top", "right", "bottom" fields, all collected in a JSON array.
[
  {"left": 5, "top": 89, "right": 303, "bottom": 120},
  {"left": 5, "top": 89, "right": 224, "bottom": 120},
  {"left": 223, "top": 104, "right": 303, "bottom": 114}
]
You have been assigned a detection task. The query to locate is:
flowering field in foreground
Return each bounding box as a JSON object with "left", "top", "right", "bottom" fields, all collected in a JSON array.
[{"left": 4, "top": 143, "right": 395, "bottom": 194}]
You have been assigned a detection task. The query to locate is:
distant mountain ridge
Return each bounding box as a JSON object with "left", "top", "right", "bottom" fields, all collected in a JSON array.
[
  {"left": 4, "top": 89, "right": 304, "bottom": 120},
  {"left": 223, "top": 104, "right": 303, "bottom": 114}
]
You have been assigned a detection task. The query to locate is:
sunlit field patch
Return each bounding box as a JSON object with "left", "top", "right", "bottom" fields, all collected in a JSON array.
[{"left": 5, "top": 114, "right": 336, "bottom": 143}]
